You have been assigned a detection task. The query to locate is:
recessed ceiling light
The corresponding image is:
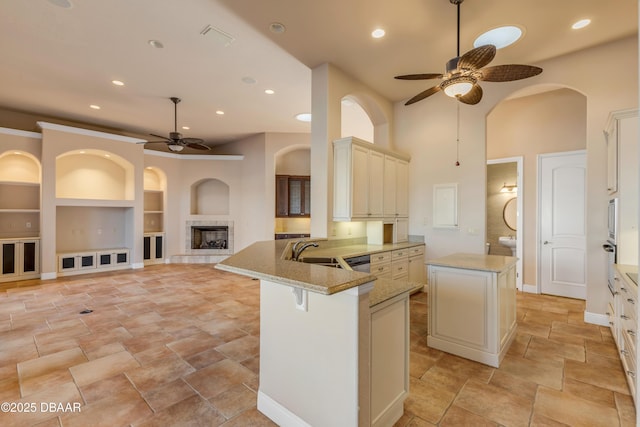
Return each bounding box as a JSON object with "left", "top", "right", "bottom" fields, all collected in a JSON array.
[
  {"left": 295, "top": 113, "right": 312, "bottom": 122},
  {"left": 104, "top": 154, "right": 111, "bottom": 158},
  {"left": 264, "top": 89, "right": 275, "bottom": 95},
  {"left": 79, "top": 151, "right": 86, "bottom": 154},
  {"left": 474, "top": 25, "right": 523, "bottom": 49},
  {"left": 112, "top": 80, "right": 124, "bottom": 86},
  {"left": 48, "top": 0, "right": 73, "bottom": 8},
  {"left": 572, "top": 19, "right": 591, "bottom": 30},
  {"left": 269, "top": 22, "right": 286, "bottom": 34},
  {"left": 148, "top": 40, "right": 164, "bottom": 49},
  {"left": 371, "top": 28, "right": 386, "bottom": 39},
  {"left": 182, "top": 126, "right": 190, "bottom": 130},
  {"left": 90, "top": 104, "right": 101, "bottom": 110},
  {"left": 216, "top": 110, "right": 225, "bottom": 115},
  {"left": 13, "top": 151, "right": 21, "bottom": 155},
  {"left": 242, "top": 76, "right": 257, "bottom": 84}
]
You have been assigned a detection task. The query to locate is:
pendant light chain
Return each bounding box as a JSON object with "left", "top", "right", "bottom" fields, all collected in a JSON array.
[{"left": 455, "top": 103, "right": 461, "bottom": 166}]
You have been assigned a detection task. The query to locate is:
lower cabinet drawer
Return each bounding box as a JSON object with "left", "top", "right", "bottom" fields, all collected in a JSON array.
[
  {"left": 370, "top": 251, "right": 391, "bottom": 264},
  {"left": 371, "top": 263, "right": 391, "bottom": 277},
  {"left": 392, "top": 260, "right": 409, "bottom": 278}
]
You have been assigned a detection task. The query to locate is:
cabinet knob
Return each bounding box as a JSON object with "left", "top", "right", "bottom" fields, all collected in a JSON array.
[
  {"left": 627, "top": 329, "right": 636, "bottom": 337},
  {"left": 621, "top": 314, "right": 630, "bottom": 320},
  {"left": 621, "top": 349, "right": 628, "bottom": 355},
  {"left": 628, "top": 371, "right": 636, "bottom": 379},
  {"left": 627, "top": 298, "right": 635, "bottom": 305}
]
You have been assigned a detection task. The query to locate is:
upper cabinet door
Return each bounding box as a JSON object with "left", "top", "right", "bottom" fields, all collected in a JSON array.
[
  {"left": 605, "top": 120, "right": 618, "bottom": 194},
  {"left": 368, "top": 150, "right": 384, "bottom": 217},
  {"left": 396, "top": 159, "right": 409, "bottom": 217},
  {"left": 351, "top": 145, "right": 370, "bottom": 218},
  {"left": 383, "top": 156, "right": 397, "bottom": 217}
]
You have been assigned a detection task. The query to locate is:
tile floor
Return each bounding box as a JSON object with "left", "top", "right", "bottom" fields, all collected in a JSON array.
[{"left": 0, "top": 264, "right": 636, "bottom": 426}]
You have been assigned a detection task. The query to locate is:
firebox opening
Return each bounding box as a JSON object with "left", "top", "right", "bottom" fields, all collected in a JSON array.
[{"left": 191, "top": 226, "right": 228, "bottom": 250}]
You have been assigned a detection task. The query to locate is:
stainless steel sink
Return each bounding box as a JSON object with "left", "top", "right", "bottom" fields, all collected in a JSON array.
[{"left": 297, "top": 256, "right": 342, "bottom": 268}]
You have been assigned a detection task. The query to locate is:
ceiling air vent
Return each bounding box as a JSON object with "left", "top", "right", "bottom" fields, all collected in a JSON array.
[{"left": 200, "top": 25, "right": 235, "bottom": 47}]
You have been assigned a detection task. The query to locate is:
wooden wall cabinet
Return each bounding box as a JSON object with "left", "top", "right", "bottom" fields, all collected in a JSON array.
[{"left": 276, "top": 175, "right": 310, "bottom": 217}]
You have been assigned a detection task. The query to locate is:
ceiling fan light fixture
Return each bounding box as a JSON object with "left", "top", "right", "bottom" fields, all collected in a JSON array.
[
  {"left": 474, "top": 26, "right": 523, "bottom": 50},
  {"left": 168, "top": 144, "right": 184, "bottom": 152},
  {"left": 442, "top": 76, "right": 475, "bottom": 98}
]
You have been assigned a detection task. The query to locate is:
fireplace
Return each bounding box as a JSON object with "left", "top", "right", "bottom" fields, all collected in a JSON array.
[
  {"left": 184, "top": 220, "right": 234, "bottom": 257},
  {"left": 192, "top": 226, "right": 228, "bottom": 249}
]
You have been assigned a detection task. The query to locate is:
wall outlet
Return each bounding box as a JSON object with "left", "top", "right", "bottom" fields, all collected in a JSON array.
[{"left": 26, "top": 222, "right": 31, "bottom": 228}]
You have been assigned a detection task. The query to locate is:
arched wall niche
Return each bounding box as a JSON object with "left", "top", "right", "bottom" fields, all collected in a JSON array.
[
  {"left": 340, "top": 93, "right": 389, "bottom": 145},
  {"left": 143, "top": 167, "right": 166, "bottom": 191},
  {"left": 55, "top": 149, "right": 134, "bottom": 200},
  {"left": 275, "top": 147, "right": 311, "bottom": 175},
  {"left": 191, "top": 178, "right": 230, "bottom": 215},
  {"left": 0, "top": 151, "right": 40, "bottom": 182}
]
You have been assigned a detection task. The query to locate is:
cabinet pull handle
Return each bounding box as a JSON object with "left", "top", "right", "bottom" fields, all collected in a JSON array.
[
  {"left": 628, "top": 329, "right": 636, "bottom": 337},
  {"left": 621, "top": 314, "right": 630, "bottom": 320},
  {"left": 621, "top": 349, "right": 628, "bottom": 355},
  {"left": 628, "top": 371, "right": 636, "bottom": 379},
  {"left": 378, "top": 267, "right": 384, "bottom": 272},
  {"left": 621, "top": 287, "right": 627, "bottom": 292},
  {"left": 627, "top": 298, "right": 635, "bottom": 305},
  {"left": 609, "top": 321, "right": 615, "bottom": 326},
  {"left": 606, "top": 312, "right": 611, "bottom": 316}
]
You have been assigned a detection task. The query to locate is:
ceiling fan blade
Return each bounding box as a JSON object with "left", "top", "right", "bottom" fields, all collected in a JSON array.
[
  {"left": 185, "top": 142, "right": 211, "bottom": 150},
  {"left": 457, "top": 84, "right": 483, "bottom": 105},
  {"left": 479, "top": 64, "right": 543, "bottom": 82},
  {"left": 140, "top": 140, "right": 169, "bottom": 145},
  {"left": 458, "top": 45, "right": 496, "bottom": 71},
  {"left": 395, "top": 73, "right": 442, "bottom": 80},
  {"left": 149, "top": 133, "right": 172, "bottom": 142},
  {"left": 180, "top": 137, "right": 205, "bottom": 144},
  {"left": 405, "top": 86, "right": 441, "bottom": 105}
]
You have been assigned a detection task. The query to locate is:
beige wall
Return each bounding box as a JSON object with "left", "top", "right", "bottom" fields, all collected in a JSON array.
[
  {"left": 487, "top": 88, "right": 587, "bottom": 287},
  {"left": 394, "top": 36, "right": 638, "bottom": 316}
]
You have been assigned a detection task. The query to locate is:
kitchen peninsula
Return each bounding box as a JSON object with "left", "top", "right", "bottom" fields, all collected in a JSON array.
[
  {"left": 427, "top": 253, "right": 517, "bottom": 368},
  {"left": 216, "top": 238, "right": 423, "bottom": 427}
]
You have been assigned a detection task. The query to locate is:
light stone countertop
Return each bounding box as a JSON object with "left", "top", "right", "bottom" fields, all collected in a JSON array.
[
  {"left": 615, "top": 263, "right": 638, "bottom": 289},
  {"left": 215, "top": 239, "right": 424, "bottom": 305},
  {"left": 300, "top": 241, "right": 424, "bottom": 260},
  {"left": 427, "top": 253, "right": 517, "bottom": 273}
]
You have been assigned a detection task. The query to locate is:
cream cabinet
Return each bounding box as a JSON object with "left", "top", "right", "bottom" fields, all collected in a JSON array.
[
  {"left": 58, "top": 248, "right": 130, "bottom": 275},
  {"left": 408, "top": 245, "right": 426, "bottom": 284},
  {"left": 612, "top": 265, "right": 638, "bottom": 405},
  {"left": 370, "top": 291, "right": 410, "bottom": 426},
  {"left": 144, "top": 232, "right": 165, "bottom": 265},
  {"left": 0, "top": 238, "right": 40, "bottom": 282},
  {"left": 427, "top": 255, "right": 517, "bottom": 367},
  {"left": 333, "top": 137, "right": 410, "bottom": 222},
  {"left": 391, "top": 248, "right": 409, "bottom": 280},
  {"left": 370, "top": 251, "right": 392, "bottom": 279}
]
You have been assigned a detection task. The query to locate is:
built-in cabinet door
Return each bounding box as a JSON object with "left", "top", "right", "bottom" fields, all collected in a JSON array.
[
  {"left": 1, "top": 241, "right": 17, "bottom": 277},
  {"left": 368, "top": 150, "right": 384, "bottom": 217},
  {"left": 144, "top": 233, "right": 164, "bottom": 265},
  {"left": 396, "top": 160, "right": 409, "bottom": 217},
  {"left": 383, "top": 156, "right": 397, "bottom": 217},
  {"left": 21, "top": 241, "right": 38, "bottom": 274},
  {"left": 351, "top": 145, "right": 370, "bottom": 218}
]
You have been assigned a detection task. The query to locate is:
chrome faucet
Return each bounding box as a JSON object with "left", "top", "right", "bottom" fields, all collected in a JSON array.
[{"left": 291, "top": 241, "right": 318, "bottom": 261}]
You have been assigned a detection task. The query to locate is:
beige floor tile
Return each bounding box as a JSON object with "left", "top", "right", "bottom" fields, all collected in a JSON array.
[
  {"left": 529, "top": 412, "right": 570, "bottom": 426},
  {"left": 0, "top": 382, "right": 82, "bottom": 427},
  {"left": 141, "top": 378, "right": 196, "bottom": 412},
  {"left": 565, "top": 355, "right": 630, "bottom": 394},
  {"left": 69, "top": 350, "right": 140, "bottom": 387},
  {"left": 80, "top": 373, "right": 136, "bottom": 404},
  {"left": 488, "top": 370, "right": 538, "bottom": 402},
  {"left": 403, "top": 377, "right": 457, "bottom": 424},
  {"left": 135, "top": 394, "right": 226, "bottom": 427},
  {"left": 126, "top": 353, "right": 195, "bottom": 392},
  {"left": 209, "top": 383, "right": 257, "bottom": 419},
  {"left": 185, "top": 358, "right": 257, "bottom": 400},
  {"left": 551, "top": 320, "right": 603, "bottom": 341},
  {"left": 439, "top": 404, "right": 499, "bottom": 426},
  {"left": 17, "top": 347, "right": 86, "bottom": 382},
  {"left": 219, "top": 407, "right": 277, "bottom": 427},
  {"left": 499, "top": 354, "right": 564, "bottom": 390},
  {"left": 453, "top": 379, "right": 532, "bottom": 427},
  {"left": 533, "top": 386, "right": 620, "bottom": 427},
  {"left": 215, "top": 334, "right": 260, "bottom": 362},
  {"left": 562, "top": 377, "right": 616, "bottom": 408},
  {"left": 167, "top": 331, "right": 225, "bottom": 358},
  {"left": 526, "top": 335, "right": 585, "bottom": 362},
  {"left": 585, "top": 337, "right": 621, "bottom": 359}
]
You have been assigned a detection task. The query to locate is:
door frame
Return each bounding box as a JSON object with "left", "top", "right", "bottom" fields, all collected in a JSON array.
[
  {"left": 487, "top": 156, "right": 523, "bottom": 291},
  {"left": 536, "top": 149, "right": 587, "bottom": 296}
]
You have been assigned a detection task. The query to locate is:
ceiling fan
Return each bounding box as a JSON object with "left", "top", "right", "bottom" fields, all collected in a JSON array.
[
  {"left": 395, "top": 0, "right": 542, "bottom": 106},
  {"left": 141, "top": 97, "right": 211, "bottom": 152}
]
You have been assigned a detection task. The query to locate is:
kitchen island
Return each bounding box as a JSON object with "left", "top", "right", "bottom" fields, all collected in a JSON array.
[
  {"left": 427, "top": 253, "right": 517, "bottom": 368},
  {"left": 216, "top": 239, "right": 420, "bottom": 427}
]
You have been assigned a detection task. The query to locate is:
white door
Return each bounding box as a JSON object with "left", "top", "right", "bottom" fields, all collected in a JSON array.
[{"left": 539, "top": 151, "right": 587, "bottom": 299}]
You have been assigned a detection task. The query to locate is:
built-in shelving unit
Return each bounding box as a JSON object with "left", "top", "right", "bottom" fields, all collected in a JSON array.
[
  {"left": 144, "top": 167, "right": 165, "bottom": 264},
  {"left": 0, "top": 152, "right": 41, "bottom": 282},
  {"left": 55, "top": 150, "right": 134, "bottom": 275}
]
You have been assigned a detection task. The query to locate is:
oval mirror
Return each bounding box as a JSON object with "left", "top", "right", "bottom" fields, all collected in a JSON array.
[{"left": 503, "top": 197, "right": 517, "bottom": 231}]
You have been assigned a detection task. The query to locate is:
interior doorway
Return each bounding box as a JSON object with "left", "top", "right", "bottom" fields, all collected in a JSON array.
[
  {"left": 487, "top": 157, "right": 523, "bottom": 290},
  {"left": 538, "top": 150, "right": 587, "bottom": 299}
]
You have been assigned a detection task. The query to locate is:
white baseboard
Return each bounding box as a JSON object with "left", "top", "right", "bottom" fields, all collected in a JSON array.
[
  {"left": 522, "top": 283, "right": 537, "bottom": 294},
  {"left": 257, "top": 391, "right": 311, "bottom": 427},
  {"left": 131, "top": 262, "right": 145, "bottom": 269},
  {"left": 40, "top": 271, "right": 57, "bottom": 280},
  {"left": 584, "top": 311, "right": 609, "bottom": 327}
]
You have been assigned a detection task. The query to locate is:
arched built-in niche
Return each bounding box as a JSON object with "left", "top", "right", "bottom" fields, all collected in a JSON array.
[
  {"left": 0, "top": 151, "right": 41, "bottom": 239},
  {"left": 56, "top": 149, "right": 134, "bottom": 200},
  {"left": 191, "top": 178, "right": 230, "bottom": 215},
  {"left": 144, "top": 167, "right": 166, "bottom": 234}
]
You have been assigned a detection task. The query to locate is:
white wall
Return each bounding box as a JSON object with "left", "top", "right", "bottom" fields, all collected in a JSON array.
[{"left": 394, "top": 36, "right": 638, "bottom": 315}]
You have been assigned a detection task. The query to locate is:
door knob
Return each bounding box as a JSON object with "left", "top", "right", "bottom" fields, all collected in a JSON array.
[{"left": 543, "top": 241, "right": 552, "bottom": 245}]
